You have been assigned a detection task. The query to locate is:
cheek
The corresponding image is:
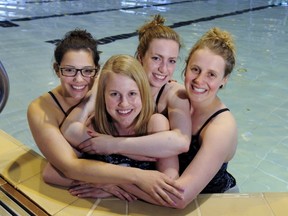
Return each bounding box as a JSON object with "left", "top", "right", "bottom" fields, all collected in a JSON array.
[
  {"left": 134, "top": 97, "right": 143, "bottom": 109},
  {"left": 105, "top": 97, "right": 117, "bottom": 110},
  {"left": 87, "top": 77, "right": 95, "bottom": 87},
  {"left": 184, "top": 71, "right": 193, "bottom": 83}
]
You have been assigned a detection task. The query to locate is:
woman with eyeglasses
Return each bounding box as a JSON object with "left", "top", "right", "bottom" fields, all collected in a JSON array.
[
  {"left": 54, "top": 15, "right": 190, "bottom": 205},
  {"left": 63, "top": 15, "right": 191, "bottom": 166},
  {"left": 27, "top": 29, "right": 183, "bottom": 207}
]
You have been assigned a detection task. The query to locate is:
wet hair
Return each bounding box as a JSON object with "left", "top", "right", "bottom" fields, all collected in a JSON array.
[
  {"left": 184, "top": 27, "right": 236, "bottom": 77},
  {"left": 53, "top": 28, "right": 100, "bottom": 71},
  {"left": 136, "top": 14, "right": 181, "bottom": 59},
  {"left": 93, "top": 54, "right": 154, "bottom": 136}
]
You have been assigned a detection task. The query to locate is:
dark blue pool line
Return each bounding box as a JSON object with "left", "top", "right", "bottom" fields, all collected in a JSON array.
[
  {"left": 45, "top": 4, "right": 278, "bottom": 46},
  {"left": 0, "top": 0, "right": 199, "bottom": 27}
]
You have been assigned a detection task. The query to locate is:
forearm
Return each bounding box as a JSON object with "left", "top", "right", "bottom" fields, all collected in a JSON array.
[
  {"left": 114, "top": 130, "right": 189, "bottom": 158},
  {"left": 60, "top": 99, "right": 93, "bottom": 146},
  {"left": 63, "top": 159, "right": 140, "bottom": 185},
  {"left": 156, "top": 156, "right": 179, "bottom": 180},
  {"left": 42, "top": 163, "right": 74, "bottom": 187},
  {"left": 120, "top": 184, "right": 160, "bottom": 206},
  {"left": 61, "top": 121, "right": 90, "bottom": 147}
]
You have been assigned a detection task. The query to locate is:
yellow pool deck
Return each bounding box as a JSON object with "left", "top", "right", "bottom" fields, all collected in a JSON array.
[{"left": 0, "top": 129, "right": 287, "bottom": 216}]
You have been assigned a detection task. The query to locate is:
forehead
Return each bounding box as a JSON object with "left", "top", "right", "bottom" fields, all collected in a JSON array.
[
  {"left": 188, "top": 48, "right": 225, "bottom": 72},
  {"left": 147, "top": 39, "right": 179, "bottom": 57},
  {"left": 61, "top": 50, "right": 94, "bottom": 66},
  {"left": 105, "top": 73, "right": 138, "bottom": 89}
]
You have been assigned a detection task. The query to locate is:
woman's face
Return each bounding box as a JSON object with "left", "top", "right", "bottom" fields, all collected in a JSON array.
[
  {"left": 139, "top": 39, "right": 179, "bottom": 89},
  {"left": 104, "top": 73, "right": 142, "bottom": 131},
  {"left": 184, "top": 47, "right": 228, "bottom": 104},
  {"left": 58, "top": 50, "right": 95, "bottom": 99}
]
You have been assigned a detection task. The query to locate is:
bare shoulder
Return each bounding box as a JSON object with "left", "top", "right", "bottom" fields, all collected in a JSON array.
[
  {"left": 148, "top": 113, "right": 169, "bottom": 133},
  {"left": 27, "top": 92, "right": 60, "bottom": 125},
  {"left": 150, "top": 113, "right": 169, "bottom": 123},
  {"left": 166, "top": 81, "right": 188, "bottom": 100},
  {"left": 203, "top": 109, "right": 237, "bottom": 160}
]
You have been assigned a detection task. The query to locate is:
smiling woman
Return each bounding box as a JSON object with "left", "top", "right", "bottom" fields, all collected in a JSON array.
[{"left": 0, "top": 60, "right": 9, "bottom": 113}]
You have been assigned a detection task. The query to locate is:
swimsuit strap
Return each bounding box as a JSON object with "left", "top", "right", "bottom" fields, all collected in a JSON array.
[
  {"left": 48, "top": 91, "right": 68, "bottom": 117},
  {"left": 155, "top": 84, "right": 166, "bottom": 113},
  {"left": 197, "top": 108, "right": 230, "bottom": 135}
]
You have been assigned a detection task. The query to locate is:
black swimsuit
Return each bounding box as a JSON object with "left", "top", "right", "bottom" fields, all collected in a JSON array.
[
  {"left": 48, "top": 91, "right": 155, "bottom": 170},
  {"left": 84, "top": 154, "right": 155, "bottom": 170},
  {"left": 48, "top": 91, "right": 67, "bottom": 117},
  {"left": 178, "top": 108, "right": 236, "bottom": 193}
]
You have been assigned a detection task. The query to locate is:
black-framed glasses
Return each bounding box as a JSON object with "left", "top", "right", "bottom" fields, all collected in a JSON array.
[{"left": 60, "top": 67, "right": 98, "bottom": 77}]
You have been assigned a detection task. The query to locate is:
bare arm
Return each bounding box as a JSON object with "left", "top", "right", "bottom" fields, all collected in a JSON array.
[
  {"left": 60, "top": 78, "right": 98, "bottom": 146},
  {"left": 171, "top": 112, "right": 238, "bottom": 209},
  {"left": 78, "top": 83, "right": 192, "bottom": 158},
  {"left": 27, "top": 97, "right": 183, "bottom": 205},
  {"left": 148, "top": 113, "right": 179, "bottom": 179}
]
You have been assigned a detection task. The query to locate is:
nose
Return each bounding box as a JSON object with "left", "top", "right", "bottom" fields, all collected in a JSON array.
[
  {"left": 158, "top": 60, "right": 167, "bottom": 74},
  {"left": 73, "top": 70, "right": 85, "bottom": 82},
  {"left": 194, "top": 73, "right": 205, "bottom": 84},
  {"left": 119, "top": 96, "right": 129, "bottom": 107}
]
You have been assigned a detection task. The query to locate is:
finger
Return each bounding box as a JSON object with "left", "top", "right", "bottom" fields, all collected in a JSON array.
[
  {"left": 161, "top": 178, "right": 184, "bottom": 200},
  {"left": 150, "top": 189, "right": 168, "bottom": 206},
  {"left": 117, "top": 190, "right": 136, "bottom": 202},
  {"left": 79, "top": 145, "right": 91, "bottom": 152},
  {"left": 156, "top": 188, "right": 176, "bottom": 207}
]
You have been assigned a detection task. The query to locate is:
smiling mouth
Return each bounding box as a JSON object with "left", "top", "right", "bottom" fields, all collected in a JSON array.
[
  {"left": 72, "top": 85, "right": 86, "bottom": 90},
  {"left": 154, "top": 73, "right": 166, "bottom": 80},
  {"left": 192, "top": 86, "right": 206, "bottom": 93},
  {"left": 117, "top": 109, "right": 133, "bottom": 115}
]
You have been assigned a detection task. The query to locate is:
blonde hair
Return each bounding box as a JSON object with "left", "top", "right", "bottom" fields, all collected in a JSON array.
[
  {"left": 136, "top": 14, "right": 181, "bottom": 59},
  {"left": 93, "top": 54, "right": 154, "bottom": 136},
  {"left": 185, "top": 27, "right": 236, "bottom": 77}
]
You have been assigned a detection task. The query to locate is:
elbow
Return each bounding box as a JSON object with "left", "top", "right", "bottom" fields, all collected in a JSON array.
[
  {"left": 42, "top": 169, "right": 54, "bottom": 185},
  {"left": 173, "top": 199, "right": 190, "bottom": 209},
  {"left": 178, "top": 137, "right": 190, "bottom": 154},
  {"left": 61, "top": 168, "right": 74, "bottom": 180},
  {"left": 173, "top": 195, "right": 196, "bottom": 209}
]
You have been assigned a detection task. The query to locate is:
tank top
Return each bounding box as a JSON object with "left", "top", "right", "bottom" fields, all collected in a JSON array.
[{"left": 178, "top": 108, "right": 236, "bottom": 193}]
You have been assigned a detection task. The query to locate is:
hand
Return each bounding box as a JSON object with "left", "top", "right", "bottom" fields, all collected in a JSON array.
[
  {"left": 69, "top": 183, "right": 112, "bottom": 199},
  {"left": 78, "top": 131, "right": 114, "bottom": 155},
  {"left": 101, "top": 184, "right": 137, "bottom": 202},
  {"left": 136, "top": 170, "right": 184, "bottom": 207},
  {"left": 69, "top": 183, "right": 137, "bottom": 201}
]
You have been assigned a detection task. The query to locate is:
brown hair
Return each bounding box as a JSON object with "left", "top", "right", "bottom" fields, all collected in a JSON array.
[
  {"left": 184, "top": 27, "right": 236, "bottom": 77},
  {"left": 136, "top": 14, "right": 181, "bottom": 59}
]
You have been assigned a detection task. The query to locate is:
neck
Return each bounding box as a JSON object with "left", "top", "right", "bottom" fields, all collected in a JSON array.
[{"left": 192, "top": 96, "right": 222, "bottom": 117}]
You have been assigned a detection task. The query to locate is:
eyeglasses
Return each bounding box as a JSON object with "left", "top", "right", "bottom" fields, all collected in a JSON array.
[{"left": 60, "top": 67, "right": 98, "bottom": 77}]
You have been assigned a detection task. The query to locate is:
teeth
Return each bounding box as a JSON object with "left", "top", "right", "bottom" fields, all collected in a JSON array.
[
  {"left": 118, "top": 109, "right": 132, "bottom": 114},
  {"left": 72, "top": 85, "right": 85, "bottom": 90},
  {"left": 193, "top": 86, "right": 205, "bottom": 93},
  {"left": 154, "top": 74, "right": 166, "bottom": 80}
]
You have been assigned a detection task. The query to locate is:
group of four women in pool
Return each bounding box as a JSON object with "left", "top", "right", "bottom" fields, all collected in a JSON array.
[{"left": 27, "top": 14, "right": 238, "bottom": 209}]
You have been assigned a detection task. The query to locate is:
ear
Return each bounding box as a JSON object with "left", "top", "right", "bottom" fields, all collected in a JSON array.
[
  {"left": 53, "top": 63, "right": 60, "bottom": 78},
  {"left": 220, "top": 75, "right": 229, "bottom": 89},
  {"left": 137, "top": 54, "right": 143, "bottom": 64}
]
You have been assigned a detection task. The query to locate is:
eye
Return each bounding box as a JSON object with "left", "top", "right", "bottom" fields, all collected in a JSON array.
[
  {"left": 208, "top": 72, "right": 216, "bottom": 78},
  {"left": 190, "top": 66, "right": 200, "bottom": 74},
  {"left": 64, "top": 67, "right": 75, "bottom": 73},
  {"left": 110, "top": 92, "right": 119, "bottom": 97},
  {"left": 129, "top": 91, "right": 138, "bottom": 96},
  {"left": 152, "top": 56, "right": 161, "bottom": 61},
  {"left": 83, "top": 68, "right": 94, "bottom": 74},
  {"left": 169, "top": 59, "right": 177, "bottom": 64}
]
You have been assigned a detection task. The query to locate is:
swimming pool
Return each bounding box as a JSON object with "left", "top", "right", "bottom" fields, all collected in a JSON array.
[{"left": 0, "top": 0, "right": 287, "bottom": 193}]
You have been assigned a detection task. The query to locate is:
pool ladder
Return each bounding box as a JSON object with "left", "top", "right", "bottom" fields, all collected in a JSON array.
[{"left": 0, "top": 60, "right": 9, "bottom": 113}]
